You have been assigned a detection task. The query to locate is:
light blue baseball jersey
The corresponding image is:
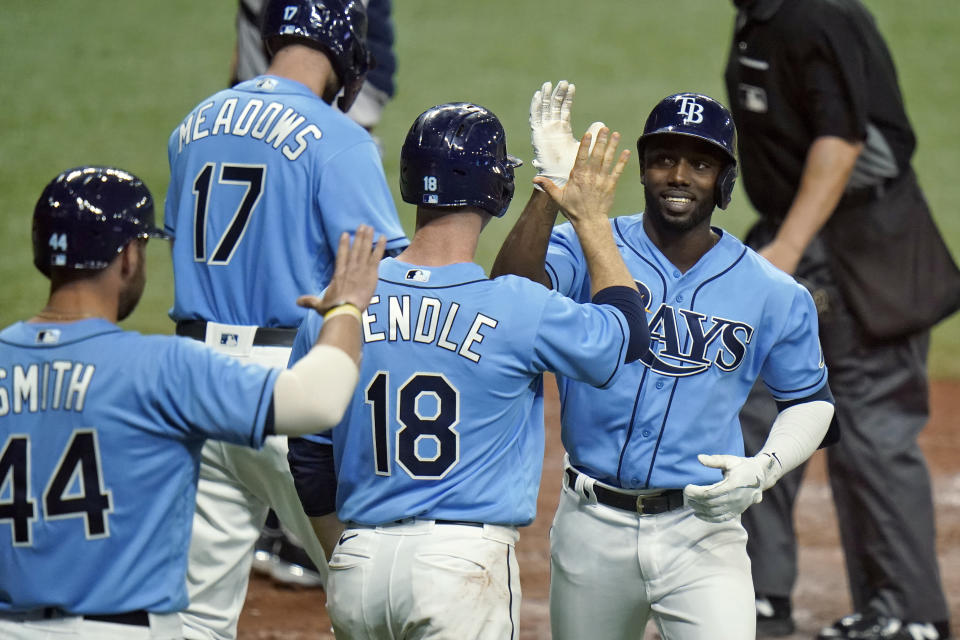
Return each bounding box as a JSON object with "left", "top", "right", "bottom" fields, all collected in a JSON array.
[
  {"left": 546, "top": 215, "right": 827, "bottom": 490},
  {"left": 0, "top": 319, "right": 278, "bottom": 614},
  {"left": 164, "top": 75, "right": 408, "bottom": 327},
  {"left": 291, "top": 258, "right": 631, "bottom": 526}
]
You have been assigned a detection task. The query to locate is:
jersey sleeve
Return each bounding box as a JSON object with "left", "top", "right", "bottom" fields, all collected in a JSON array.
[
  {"left": 288, "top": 311, "right": 334, "bottom": 446},
  {"left": 163, "top": 130, "right": 180, "bottom": 237},
  {"left": 760, "top": 285, "right": 828, "bottom": 401},
  {"left": 800, "top": 8, "right": 868, "bottom": 140},
  {"left": 154, "top": 338, "right": 280, "bottom": 448},
  {"left": 317, "top": 139, "right": 408, "bottom": 252},
  {"left": 530, "top": 288, "right": 630, "bottom": 389},
  {"left": 544, "top": 222, "right": 589, "bottom": 298},
  {"left": 289, "top": 310, "right": 322, "bottom": 367}
]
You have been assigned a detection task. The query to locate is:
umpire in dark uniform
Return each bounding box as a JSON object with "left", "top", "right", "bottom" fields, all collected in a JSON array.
[{"left": 724, "top": 1, "right": 960, "bottom": 638}]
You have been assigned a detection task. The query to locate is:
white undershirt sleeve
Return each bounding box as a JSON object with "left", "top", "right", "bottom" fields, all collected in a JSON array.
[
  {"left": 272, "top": 344, "right": 359, "bottom": 436},
  {"left": 758, "top": 400, "right": 835, "bottom": 490}
]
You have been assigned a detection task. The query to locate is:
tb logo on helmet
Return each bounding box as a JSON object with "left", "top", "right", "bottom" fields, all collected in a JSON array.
[{"left": 677, "top": 96, "right": 705, "bottom": 125}]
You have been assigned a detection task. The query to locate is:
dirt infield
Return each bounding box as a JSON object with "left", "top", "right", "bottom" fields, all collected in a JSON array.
[{"left": 238, "top": 377, "right": 960, "bottom": 639}]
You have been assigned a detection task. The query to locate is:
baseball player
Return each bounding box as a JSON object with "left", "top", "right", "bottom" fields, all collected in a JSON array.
[
  {"left": 286, "top": 102, "right": 649, "bottom": 639},
  {"left": 163, "top": 0, "right": 408, "bottom": 636},
  {"left": 231, "top": 0, "right": 395, "bottom": 132},
  {"left": 493, "top": 85, "right": 837, "bottom": 639},
  {"left": 0, "top": 166, "right": 381, "bottom": 640},
  {"left": 229, "top": 0, "right": 399, "bottom": 584}
]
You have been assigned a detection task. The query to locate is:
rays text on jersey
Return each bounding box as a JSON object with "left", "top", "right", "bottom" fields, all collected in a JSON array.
[
  {"left": 640, "top": 304, "right": 754, "bottom": 376},
  {"left": 0, "top": 362, "right": 95, "bottom": 416},
  {"left": 175, "top": 97, "right": 321, "bottom": 161},
  {"left": 361, "top": 295, "right": 498, "bottom": 364}
]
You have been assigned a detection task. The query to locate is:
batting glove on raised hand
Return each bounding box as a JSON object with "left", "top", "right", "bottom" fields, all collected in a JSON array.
[
  {"left": 530, "top": 80, "right": 605, "bottom": 188},
  {"left": 683, "top": 453, "right": 781, "bottom": 523}
]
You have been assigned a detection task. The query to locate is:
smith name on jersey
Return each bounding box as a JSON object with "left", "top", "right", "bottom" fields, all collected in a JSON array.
[{"left": 0, "top": 319, "right": 277, "bottom": 614}]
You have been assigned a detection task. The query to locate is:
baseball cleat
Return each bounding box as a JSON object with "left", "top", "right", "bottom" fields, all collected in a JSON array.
[
  {"left": 755, "top": 594, "right": 794, "bottom": 637},
  {"left": 817, "top": 610, "right": 953, "bottom": 640},
  {"left": 269, "top": 534, "right": 324, "bottom": 589},
  {"left": 252, "top": 527, "right": 282, "bottom": 576}
]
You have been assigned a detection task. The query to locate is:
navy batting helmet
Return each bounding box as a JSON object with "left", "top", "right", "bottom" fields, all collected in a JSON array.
[
  {"left": 399, "top": 102, "right": 522, "bottom": 218},
  {"left": 32, "top": 166, "right": 168, "bottom": 277},
  {"left": 261, "top": 0, "right": 370, "bottom": 112},
  {"left": 637, "top": 93, "right": 738, "bottom": 209}
]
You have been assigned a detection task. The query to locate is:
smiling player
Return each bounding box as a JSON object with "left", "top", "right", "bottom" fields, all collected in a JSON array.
[{"left": 494, "top": 88, "right": 836, "bottom": 639}]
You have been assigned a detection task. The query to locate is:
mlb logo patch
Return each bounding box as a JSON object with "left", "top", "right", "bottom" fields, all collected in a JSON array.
[
  {"left": 423, "top": 194, "right": 439, "bottom": 204},
  {"left": 36, "top": 329, "right": 61, "bottom": 344},
  {"left": 738, "top": 84, "right": 768, "bottom": 113},
  {"left": 405, "top": 269, "right": 430, "bottom": 283},
  {"left": 219, "top": 333, "right": 240, "bottom": 347},
  {"left": 256, "top": 78, "right": 278, "bottom": 91},
  {"left": 54, "top": 254, "right": 67, "bottom": 266}
]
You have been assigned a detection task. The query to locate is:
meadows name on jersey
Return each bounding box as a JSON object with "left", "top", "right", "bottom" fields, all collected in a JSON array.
[
  {"left": 0, "top": 361, "right": 94, "bottom": 416},
  {"left": 174, "top": 79, "right": 320, "bottom": 161}
]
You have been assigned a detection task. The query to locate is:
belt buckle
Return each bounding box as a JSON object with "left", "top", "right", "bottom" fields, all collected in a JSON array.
[
  {"left": 635, "top": 494, "right": 650, "bottom": 514},
  {"left": 635, "top": 493, "right": 667, "bottom": 515}
]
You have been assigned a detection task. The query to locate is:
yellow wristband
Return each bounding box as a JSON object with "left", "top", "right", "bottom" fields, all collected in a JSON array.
[{"left": 323, "top": 302, "right": 362, "bottom": 323}]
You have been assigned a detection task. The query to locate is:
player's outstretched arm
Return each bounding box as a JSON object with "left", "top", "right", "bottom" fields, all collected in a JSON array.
[
  {"left": 683, "top": 399, "right": 834, "bottom": 523},
  {"left": 537, "top": 128, "right": 633, "bottom": 297},
  {"left": 491, "top": 80, "right": 602, "bottom": 286},
  {"left": 272, "top": 225, "right": 385, "bottom": 436},
  {"left": 491, "top": 189, "right": 558, "bottom": 286}
]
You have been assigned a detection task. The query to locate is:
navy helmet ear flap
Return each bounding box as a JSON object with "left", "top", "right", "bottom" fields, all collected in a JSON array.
[{"left": 715, "top": 163, "right": 737, "bottom": 210}]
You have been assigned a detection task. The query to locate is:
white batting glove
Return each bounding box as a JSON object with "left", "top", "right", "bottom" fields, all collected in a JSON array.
[
  {"left": 530, "top": 80, "right": 605, "bottom": 188},
  {"left": 683, "top": 453, "right": 781, "bottom": 523}
]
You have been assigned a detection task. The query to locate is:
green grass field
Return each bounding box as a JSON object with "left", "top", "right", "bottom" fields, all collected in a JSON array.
[{"left": 2, "top": 1, "right": 959, "bottom": 374}]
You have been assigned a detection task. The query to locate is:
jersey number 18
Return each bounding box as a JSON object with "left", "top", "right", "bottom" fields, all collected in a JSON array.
[{"left": 365, "top": 371, "right": 460, "bottom": 480}]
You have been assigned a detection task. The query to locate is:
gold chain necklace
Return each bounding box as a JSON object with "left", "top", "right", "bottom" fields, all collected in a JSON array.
[{"left": 33, "top": 308, "right": 101, "bottom": 322}]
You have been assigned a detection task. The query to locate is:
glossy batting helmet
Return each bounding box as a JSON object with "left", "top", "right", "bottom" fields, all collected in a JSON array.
[
  {"left": 261, "top": 0, "right": 371, "bottom": 112},
  {"left": 32, "top": 166, "right": 168, "bottom": 277},
  {"left": 636, "top": 93, "right": 738, "bottom": 209},
  {"left": 400, "top": 102, "right": 522, "bottom": 218}
]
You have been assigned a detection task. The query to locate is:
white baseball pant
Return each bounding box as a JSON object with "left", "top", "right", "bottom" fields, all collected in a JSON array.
[
  {"left": 326, "top": 519, "right": 521, "bottom": 639},
  {"left": 0, "top": 611, "right": 182, "bottom": 640},
  {"left": 550, "top": 465, "right": 755, "bottom": 640},
  {"left": 179, "top": 328, "right": 330, "bottom": 640}
]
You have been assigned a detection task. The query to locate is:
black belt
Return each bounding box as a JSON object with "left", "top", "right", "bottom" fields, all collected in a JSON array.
[
  {"left": 38, "top": 608, "right": 150, "bottom": 627},
  {"left": 565, "top": 468, "right": 685, "bottom": 515},
  {"left": 391, "top": 518, "right": 483, "bottom": 527},
  {"left": 175, "top": 320, "right": 297, "bottom": 347}
]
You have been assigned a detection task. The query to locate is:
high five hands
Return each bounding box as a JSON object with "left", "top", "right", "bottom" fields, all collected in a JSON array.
[{"left": 535, "top": 126, "right": 631, "bottom": 228}]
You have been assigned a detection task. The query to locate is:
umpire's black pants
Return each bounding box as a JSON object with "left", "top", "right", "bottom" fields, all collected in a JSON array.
[{"left": 739, "top": 231, "right": 950, "bottom": 624}]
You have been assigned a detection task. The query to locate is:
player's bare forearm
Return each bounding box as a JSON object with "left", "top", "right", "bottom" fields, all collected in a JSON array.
[
  {"left": 538, "top": 128, "right": 635, "bottom": 296},
  {"left": 490, "top": 189, "right": 558, "bottom": 287},
  {"left": 576, "top": 218, "right": 637, "bottom": 296},
  {"left": 762, "top": 136, "right": 863, "bottom": 273}
]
